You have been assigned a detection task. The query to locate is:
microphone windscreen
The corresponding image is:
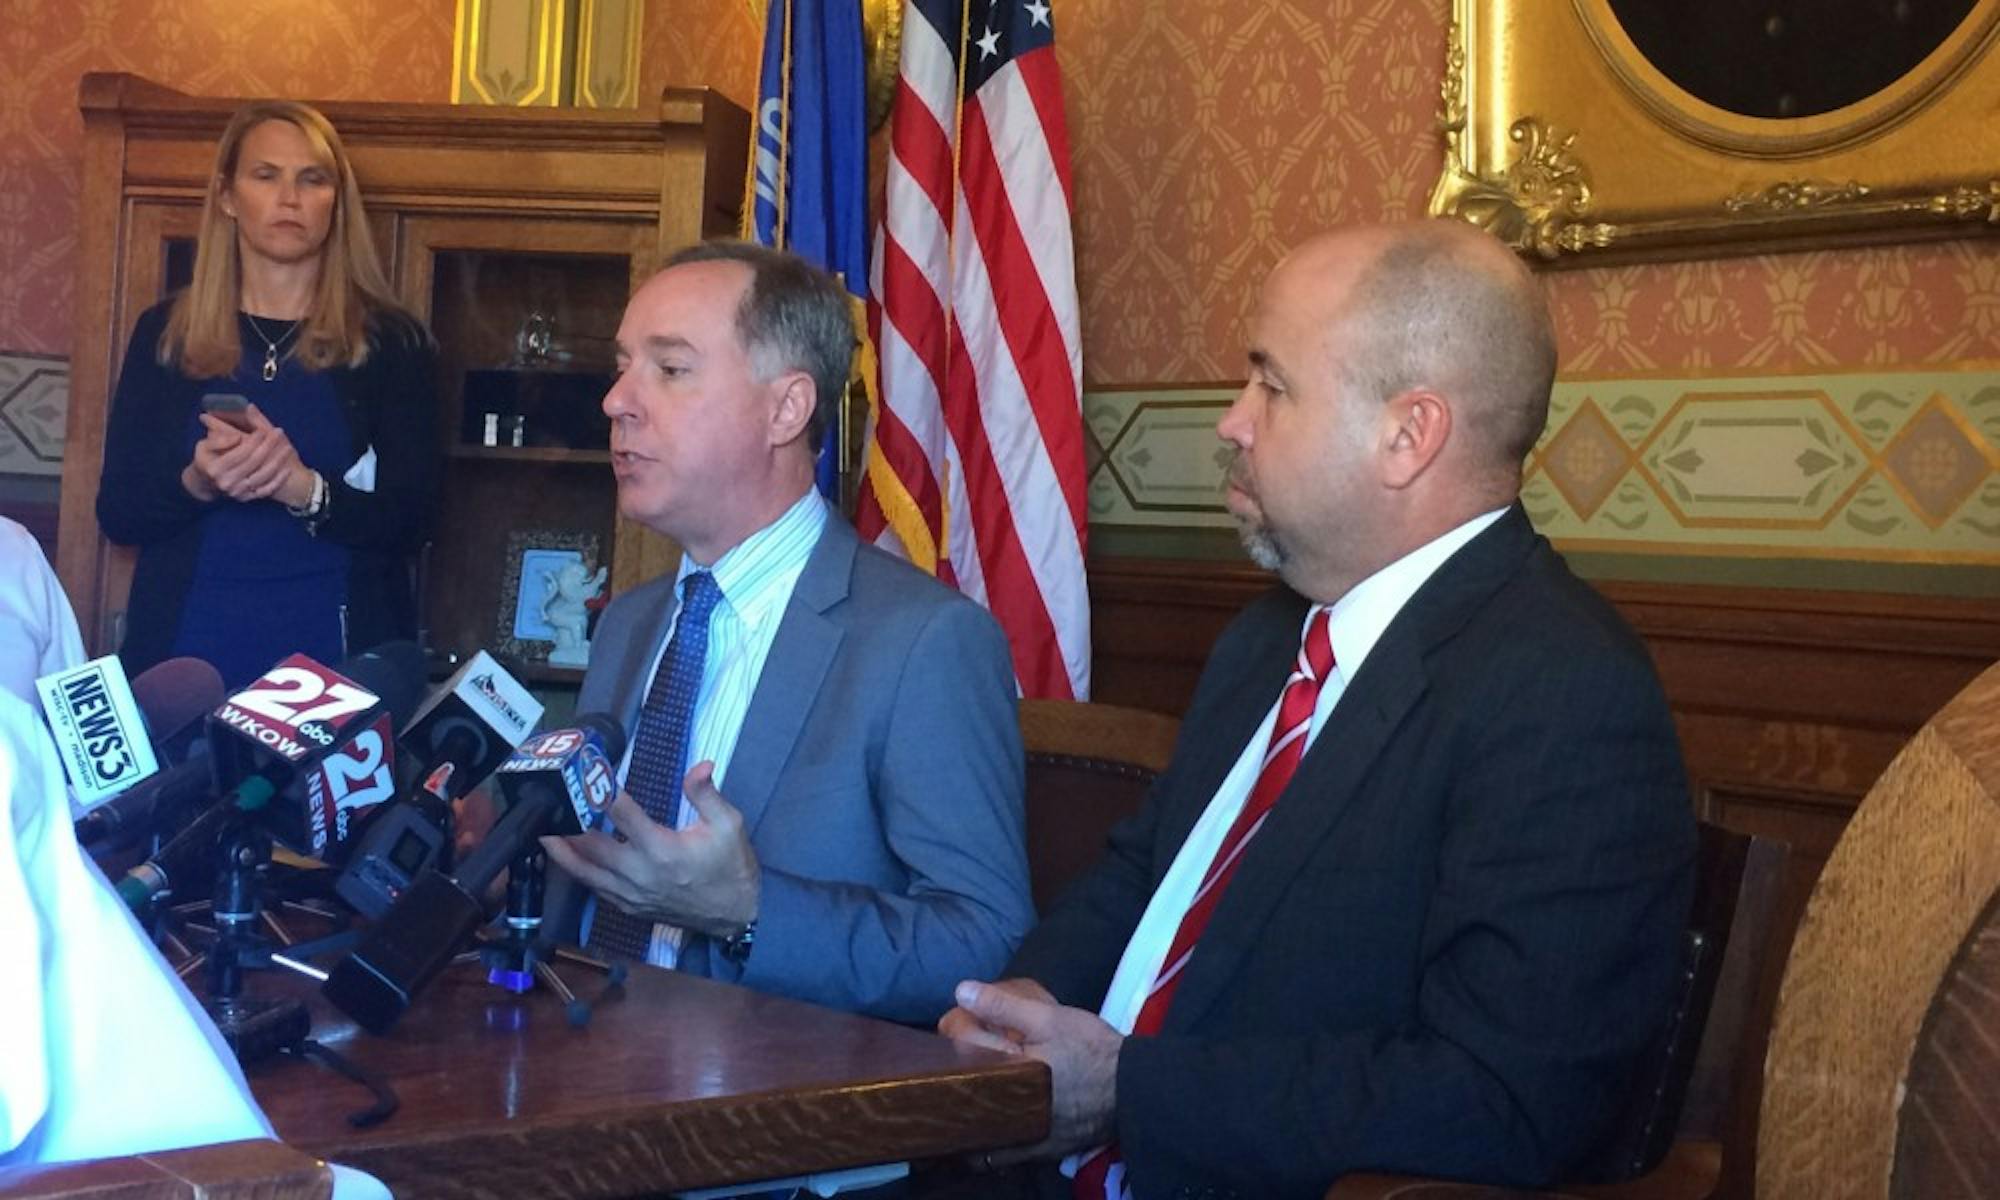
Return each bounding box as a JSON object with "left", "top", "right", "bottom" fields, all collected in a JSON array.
[
  {"left": 338, "top": 641, "right": 427, "bottom": 729},
  {"left": 573, "top": 711, "right": 628, "bottom": 766},
  {"left": 128, "top": 657, "right": 224, "bottom": 759}
]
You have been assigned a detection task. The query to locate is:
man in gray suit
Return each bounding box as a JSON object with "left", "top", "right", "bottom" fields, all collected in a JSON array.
[{"left": 541, "top": 241, "right": 1032, "bottom": 1025}]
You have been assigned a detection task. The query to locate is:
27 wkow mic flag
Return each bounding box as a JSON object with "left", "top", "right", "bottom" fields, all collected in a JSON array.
[{"left": 859, "top": 0, "right": 1091, "bottom": 700}]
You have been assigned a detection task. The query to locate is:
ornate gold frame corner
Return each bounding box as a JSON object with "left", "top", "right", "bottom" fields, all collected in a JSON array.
[
  {"left": 743, "top": 0, "right": 903, "bottom": 132},
  {"left": 1430, "top": 0, "right": 2000, "bottom": 263}
]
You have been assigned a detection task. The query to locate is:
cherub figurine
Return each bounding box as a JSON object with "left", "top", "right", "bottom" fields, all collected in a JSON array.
[{"left": 541, "top": 559, "right": 608, "bottom": 667}]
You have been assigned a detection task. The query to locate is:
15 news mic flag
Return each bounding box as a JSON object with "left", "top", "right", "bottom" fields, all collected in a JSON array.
[{"left": 859, "top": 0, "right": 1091, "bottom": 700}]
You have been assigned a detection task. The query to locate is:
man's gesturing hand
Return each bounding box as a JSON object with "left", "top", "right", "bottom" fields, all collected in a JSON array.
[{"left": 540, "top": 760, "right": 760, "bottom": 939}]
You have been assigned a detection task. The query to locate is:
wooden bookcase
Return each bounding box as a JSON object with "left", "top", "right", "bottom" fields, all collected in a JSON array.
[{"left": 57, "top": 73, "right": 747, "bottom": 681}]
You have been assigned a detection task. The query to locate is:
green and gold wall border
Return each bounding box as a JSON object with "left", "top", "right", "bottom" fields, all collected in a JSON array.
[
  {"left": 1085, "top": 371, "right": 2000, "bottom": 588},
  {"left": 1533, "top": 369, "right": 2000, "bottom": 566},
  {"left": 454, "top": 0, "right": 643, "bottom": 107}
]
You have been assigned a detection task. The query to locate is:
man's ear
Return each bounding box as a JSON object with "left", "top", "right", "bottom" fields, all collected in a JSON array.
[
  {"left": 769, "top": 372, "right": 818, "bottom": 447},
  {"left": 1379, "top": 388, "right": 1451, "bottom": 490}
]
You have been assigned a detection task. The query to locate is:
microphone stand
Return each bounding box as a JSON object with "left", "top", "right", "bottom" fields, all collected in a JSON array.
[
  {"left": 149, "top": 821, "right": 401, "bottom": 1125},
  {"left": 201, "top": 821, "right": 311, "bottom": 1064},
  {"left": 464, "top": 845, "right": 625, "bottom": 1027}
]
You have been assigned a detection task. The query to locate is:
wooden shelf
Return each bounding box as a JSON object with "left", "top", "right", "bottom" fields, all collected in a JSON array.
[
  {"left": 425, "top": 654, "right": 584, "bottom": 687},
  {"left": 446, "top": 445, "right": 611, "bottom": 465}
]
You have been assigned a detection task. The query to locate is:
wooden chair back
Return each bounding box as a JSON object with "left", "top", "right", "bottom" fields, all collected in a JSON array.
[
  {"left": 1018, "top": 699, "right": 1180, "bottom": 916},
  {"left": 1758, "top": 659, "right": 2000, "bottom": 1200},
  {"left": 1577, "top": 822, "right": 1788, "bottom": 1183},
  {"left": 1325, "top": 819, "right": 1791, "bottom": 1200}
]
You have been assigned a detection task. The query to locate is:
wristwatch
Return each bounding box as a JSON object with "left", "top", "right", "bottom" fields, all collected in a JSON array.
[{"left": 719, "top": 917, "right": 757, "bottom": 964}]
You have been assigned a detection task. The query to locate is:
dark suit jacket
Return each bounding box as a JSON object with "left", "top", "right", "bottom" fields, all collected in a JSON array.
[
  {"left": 1009, "top": 507, "right": 1695, "bottom": 1198},
  {"left": 551, "top": 515, "right": 1035, "bottom": 1025}
]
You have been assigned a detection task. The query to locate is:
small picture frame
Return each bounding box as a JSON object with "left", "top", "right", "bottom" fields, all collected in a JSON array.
[{"left": 495, "top": 529, "right": 602, "bottom": 664}]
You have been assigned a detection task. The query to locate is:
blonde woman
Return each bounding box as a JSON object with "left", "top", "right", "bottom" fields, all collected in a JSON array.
[{"left": 97, "top": 101, "right": 437, "bottom": 687}]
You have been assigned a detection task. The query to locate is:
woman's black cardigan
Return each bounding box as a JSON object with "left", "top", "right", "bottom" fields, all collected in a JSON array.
[{"left": 96, "top": 301, "right": 441, "bottom": 674}]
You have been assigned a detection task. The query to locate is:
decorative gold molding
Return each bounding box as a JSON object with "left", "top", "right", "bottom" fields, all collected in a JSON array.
[
  {"left": 1572, "top": 0, "right": 2000, "bottom": 157},
  {"left": 1428, "top": 19, "right": 1618, "bottom": 259},
  {"left": 452, "top": 0, "right": 645, "bottom": 109},
  {"left": 575, "top": 0, "right": 642, "bottom": 108},
  {"left": 739, "top": 0, "right": 903, "bottom": 132},
  {"left": 1434, "top": 0, "right": 2000, "bottom": 264},
  {"left": 1725, "top": 180, "right": 1872, "bottom": 214},
  {"left": 453, "top": 0, "right": 572, "bottom": 107},
  {"left": 863, "top": 0, "right": 902, "bottom": 133},
  {"left": 1915, "top": 181, "right": 2000, "bottom": 223}
]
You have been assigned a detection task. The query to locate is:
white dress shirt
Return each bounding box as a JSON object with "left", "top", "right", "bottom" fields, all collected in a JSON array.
[{"left": 1090, "top": 507, "right": 1508, "bottom": 1043}]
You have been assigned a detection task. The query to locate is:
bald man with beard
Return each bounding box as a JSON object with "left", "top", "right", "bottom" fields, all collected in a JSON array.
[{"left": 939, "top": 221, "right": 1695, "bottom": 1199}]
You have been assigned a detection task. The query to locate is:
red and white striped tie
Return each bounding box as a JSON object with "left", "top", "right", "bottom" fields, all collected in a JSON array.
[{"left": 1073, "top": 605, "right": 1335, "bottom": 1200}]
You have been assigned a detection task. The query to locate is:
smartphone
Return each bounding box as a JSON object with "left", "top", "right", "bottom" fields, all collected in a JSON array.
[{"left": 200, "top": 392, "right": 254, "bottom": 432}]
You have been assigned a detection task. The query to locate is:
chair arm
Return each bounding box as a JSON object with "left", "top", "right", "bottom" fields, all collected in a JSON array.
[{"left": 1325, "top": 1140, "right": 1721, "bottom": 1200}]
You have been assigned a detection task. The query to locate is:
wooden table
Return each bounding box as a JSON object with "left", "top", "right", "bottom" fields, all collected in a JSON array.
[
  {"left": 0, "top": 1139, "right": 329, "bottom": 1200},
  {"left": 242, "top": 962, "right": 1049, "bottom": 1198}
]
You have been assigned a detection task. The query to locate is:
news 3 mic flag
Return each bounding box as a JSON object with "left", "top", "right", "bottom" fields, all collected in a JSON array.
[
  {"left": 745, "top": 0, "right": 873, "bottom": 500},
  {"left": 36, "top": 656, "right": 159, "bottom": 810}
]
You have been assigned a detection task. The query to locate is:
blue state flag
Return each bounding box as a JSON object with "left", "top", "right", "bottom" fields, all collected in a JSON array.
[{"left": 746, "top": 0, "right": 871, "bottom": 501}]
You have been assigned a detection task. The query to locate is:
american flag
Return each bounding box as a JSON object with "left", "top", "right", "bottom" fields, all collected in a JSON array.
[{"left": 860, "top": 0, "right": 1090, "bottom": 700}]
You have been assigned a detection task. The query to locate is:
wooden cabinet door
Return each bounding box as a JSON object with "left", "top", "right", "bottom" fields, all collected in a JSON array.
[
  {"left": 64, "top": 200, "right": 202, "bottom": 650},
  {"left": 394, "top": 214, "right": 678, "bottom": 680}
]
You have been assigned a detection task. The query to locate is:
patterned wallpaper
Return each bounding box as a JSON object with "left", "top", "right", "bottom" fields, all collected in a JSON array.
[
  {"left": 8, "top": 0, "right": 1995, "bottom": 374},
  {"left": 2, "top": 0, "right": 1995, "bottom": 583},
  {"left": 1045, "top": 0, "right": 1998, "bottom": 586},
  {"left": 1062, "top": 0, "right": 1448, "bottom": 383},
  {"left": 0, "top": 0, "right": 457, "bottom": 358},
  {"left": 1053, "top": 0, "right": 2000, "bottom": 384},
  {"left": 640, "top": 0, "right": 760, "bottom": 111}
]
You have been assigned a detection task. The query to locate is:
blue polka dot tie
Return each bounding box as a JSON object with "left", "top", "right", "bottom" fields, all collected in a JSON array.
[{"left": 588, "top": 571, "right": 723, "bottom": 961}]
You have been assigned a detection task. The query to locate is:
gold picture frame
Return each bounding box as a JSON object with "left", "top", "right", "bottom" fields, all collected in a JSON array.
[{"left": 1431, "top": 0, "right": 2000, "bottom": 263}]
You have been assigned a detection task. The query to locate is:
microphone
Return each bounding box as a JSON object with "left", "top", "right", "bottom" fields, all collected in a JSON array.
[
  {"left": 334, "top": 651, "right": 545, "bottom": 918},
  {"left": 400, "top": 651, "right": 545, "bottom": 801},
  {"left": 36, "top": 655, "right": 165, "bottom": 811},
  {"left": 323, "top": 714, "right": 625, "bottom": 1033},
  {"left": 72, "top": 658, "right": 228, "bottom": 850},
  {"left": 114, "top": 644, "right": 427, "bottom": 913},
  {"left": 130, "top": 657, "right": 226, "bottom": 766}
]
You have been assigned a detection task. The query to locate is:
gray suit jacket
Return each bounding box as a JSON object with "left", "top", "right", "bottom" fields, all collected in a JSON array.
[{"left": 559, "top": 514, "right": 1033, "bottom": 1025}]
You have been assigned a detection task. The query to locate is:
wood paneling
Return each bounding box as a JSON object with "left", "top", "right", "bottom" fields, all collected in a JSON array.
[{"left": 1091, "top": 556, "right": 2000, "bottom": 825}]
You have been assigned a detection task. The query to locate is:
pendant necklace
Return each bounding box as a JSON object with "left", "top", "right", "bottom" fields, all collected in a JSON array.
[{"left": 244, "top": 313, "right": 300, "bottom": 382}]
